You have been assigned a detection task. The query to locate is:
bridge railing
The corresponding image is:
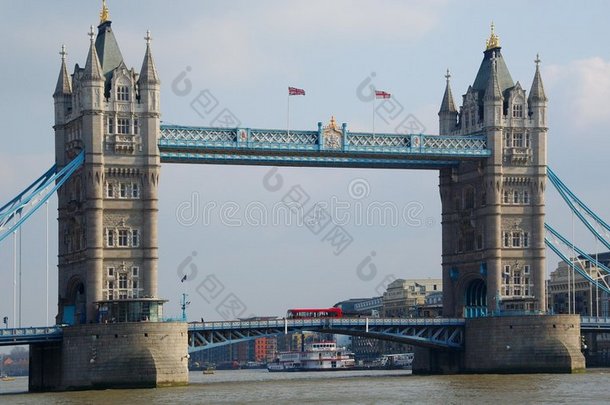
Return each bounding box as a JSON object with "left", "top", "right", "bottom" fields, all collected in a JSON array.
[
  {"left": 159, "top": 125, "right": 491, "bottom": 157},
  {"left": 581, "top": 316, "right": 610, "bottom": 326},
  {"left": 0, "top": 326, "right": 62, "bottom": 337},
  {"left": 188, "top": 317, "right": 465, "bottom": 331}
]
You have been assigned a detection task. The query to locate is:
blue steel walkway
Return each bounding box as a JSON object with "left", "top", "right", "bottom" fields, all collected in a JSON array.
[
  {"left": 0, "top": 327, "right": 62, "bottom": 346},
  {"left": 158, "top": 124, "right": 491, "bottom": 169},
  {"left": 187, "top": 318, "right": 465, "bottom": 352}
]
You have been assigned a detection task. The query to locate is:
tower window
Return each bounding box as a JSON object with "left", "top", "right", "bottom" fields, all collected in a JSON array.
[
  {"left": 503, "top": 190, "right": 510, "bottom": 204},
  {"left": 117, "top": 118, "right": 130, "bottom": 134},
  {"left": 132, "top": 183, "right": 140, "bottom": 198},
  {"left": 523, "top": 190, "right": 530, "bottom": 204},
  {"left": 525, "top": 133, "right": 531, "bottom": 148},
  {"left": 132, "top": 229, "right": 140, "bottom": 247},
  {"left": 513, "top": 190, "right": 520, "bottom": 204},
  {"left": 107, "top": 117, "right": 114, "bottom": 134},
  {"left": 106, "top": 229, "right": 114, "bottom": 247},
  {"left": 120, "top": 183, "right": 128, "bottom": 198},
  {"left": 118, "top": 229, "right": 129, "bottom": 247},
  {"left": 523, "top": 232, "right": 530, "bottom": 248},
  {"left": 512, "top": 104, "right": 523, "bottom": 118},
  {"left": 106, "top": 182, "right": 114, "bottom": 198},
  {"left": 119, "top": 274, "right": 128, "bottom": 289},
  {"left": 132, "top": 266, "right": 139, "bottom": 277},
  {"left": 503, "top": 232, "right": 510, "bottom": 248},
  {"left": 504, "top": 133, "right": 511, "bottom": 148},
  {"left": 117, "top": 86, "right": 130, "bottom": 101},
  {"left": 108, "top": 267, "right": 115, "bottom": 277},
  {"left": 513, "top": 133, "right": 524, "bottom": 147},
  {"left": 133, "top": 119, "right": 139, "bottom": 135},
  {"left": 512, "top": 231, "right": 521, "bottom": 247}
]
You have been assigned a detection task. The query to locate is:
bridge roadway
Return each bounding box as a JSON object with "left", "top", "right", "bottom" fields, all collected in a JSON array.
[{"left": 2, "top": 317, "right": 609, "bottom": 350}]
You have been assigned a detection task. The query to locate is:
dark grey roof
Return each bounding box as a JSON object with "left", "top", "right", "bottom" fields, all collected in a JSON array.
[
  {"left": 472, "top": 48, "right": 514, "bottom": 97},
  {"left": 439, "top": 80, "right": 457, "bottom": 113},
  {"left": 139, "top": 42, "right": 160, "bottom": 85},
  {"left": 54, "top": 58, "right": 72, "bottom": 96},
  {"left": 95, "top": 21, "right": 124, "bottom": 78},
  {"left": 529, "top": 64, "right": 547, "bottom": 102}
]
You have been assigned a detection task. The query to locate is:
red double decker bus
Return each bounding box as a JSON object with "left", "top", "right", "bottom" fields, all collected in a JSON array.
[{"left": 286, "top": 308, "right": 343, "bottom": 319}]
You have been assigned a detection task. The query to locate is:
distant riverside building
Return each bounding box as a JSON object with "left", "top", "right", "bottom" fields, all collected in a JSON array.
[
  {"left": 255, "top": 337, "right": 278, "bottom": 363},
  {"left": 547, "top": 253, "right": 610, "bottom": 316},
  {"left": 417, "top": 291, "right": 443, "bottom": 318},
  {"left": 335, "top": 297, "right": 384, "bottom": 362},
  {"left": 382, "top": 279, "right": 442, "bottom": 317},
  {"left": 334, "top": 297, "right": 382, "bottom": 317}
]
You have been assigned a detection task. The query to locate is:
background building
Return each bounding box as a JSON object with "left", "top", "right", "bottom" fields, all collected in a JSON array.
[
  {"left": 382, "top": 279, "right": 442, "bottom": 317},
  {"left": 547, "top": 253, "right": 610, "bottom": 316}
]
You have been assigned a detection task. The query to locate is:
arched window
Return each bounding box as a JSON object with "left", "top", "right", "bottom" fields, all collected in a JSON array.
[
  {"left": 117, "top": 85, "right": 129, "bottom": 101},
  {"left": 512, "top": 104, "right": 523, "bottom": 118},
  {"left": 523, "top": 190, "right": 530, "bottom": 204},
  {"left": 503, "top": 190, "right": 510, "bottom": 204}
]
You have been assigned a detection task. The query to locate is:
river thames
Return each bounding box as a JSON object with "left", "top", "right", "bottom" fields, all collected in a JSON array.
[{"left": 1, "top": 369, "right": 609, "bottom": 404}]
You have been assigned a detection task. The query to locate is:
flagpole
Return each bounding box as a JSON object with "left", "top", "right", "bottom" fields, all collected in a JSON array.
[
  {"left": 372, "top": 95, "right": 376, "bottom": 137},
  {"left": 287, "top": 90, "right": 290, "bottom": 136}
]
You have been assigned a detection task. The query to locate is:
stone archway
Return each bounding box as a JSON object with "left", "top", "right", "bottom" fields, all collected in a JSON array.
[
  {"left": 464, "top": 278, "right": 487, "bottom": 318},
  {"left": 63, "top": 277, "right": 87, "bottom": 325}
]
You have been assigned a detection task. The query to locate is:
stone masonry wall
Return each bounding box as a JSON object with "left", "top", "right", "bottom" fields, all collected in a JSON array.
[{"left": 464, "top": 315, "right": 585, "bottom": 373}]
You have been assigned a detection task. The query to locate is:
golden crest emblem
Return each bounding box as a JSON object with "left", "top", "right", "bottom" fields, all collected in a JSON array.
[{"left": 323, "top": 116, "right": 342, "bottom": 149}]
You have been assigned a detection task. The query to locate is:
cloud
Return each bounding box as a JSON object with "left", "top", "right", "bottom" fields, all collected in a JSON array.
[
  {"left": 154, "top": 0, "right": 446, "bottom": 86},
  {"left": 546, "top": 57, "right": 610, "bottom": 126}
]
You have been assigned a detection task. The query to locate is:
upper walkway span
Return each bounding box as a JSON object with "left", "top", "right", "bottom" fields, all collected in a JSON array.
[{"left": 158, "top": 124, "right": 491, "bottom": 169}]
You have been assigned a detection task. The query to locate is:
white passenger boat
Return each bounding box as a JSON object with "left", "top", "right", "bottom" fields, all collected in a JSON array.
[{"left": 267, "top": 341, "right": 355, "bottom": 372}]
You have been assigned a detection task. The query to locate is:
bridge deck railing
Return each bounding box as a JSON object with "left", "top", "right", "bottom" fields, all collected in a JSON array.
[{"left": 188, "top": 317, "right": 465, "bottom": 331}]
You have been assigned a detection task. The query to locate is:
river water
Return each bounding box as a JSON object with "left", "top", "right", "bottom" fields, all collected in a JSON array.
[{"left": 1, "top": 369, "right": 609, "bottom": 404}]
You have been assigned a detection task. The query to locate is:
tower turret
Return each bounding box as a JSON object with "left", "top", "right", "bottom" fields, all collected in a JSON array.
[
  {"left": 53, "top": 45, "right": 72, "bottom": 167},
  {"left": 528, "top": 54, "right": 547, "bottom": 128},
  {"left": 438, "top": 69, "right": 458, "bottom": 135}
]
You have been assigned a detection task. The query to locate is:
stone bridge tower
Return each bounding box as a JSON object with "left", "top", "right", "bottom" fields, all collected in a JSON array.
[
  {"left": 53, "top": 9, "right": 161, "bottom": 324},
  {"left": 438, "top": 25, "right": 548, "bottom": 317}
]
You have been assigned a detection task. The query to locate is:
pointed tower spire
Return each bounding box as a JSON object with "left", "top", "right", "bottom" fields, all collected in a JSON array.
[
  {"left": 83, "top": 25, "right": 103, "bottom": 81},
  {"left": 54, "top": 44, "right": 72, "bottom": 96},
  {"left": 139, "top": 30, "right": 160, "bottom": 84},
  {"left": 484, "top": 52, "right": 503, "bottom": 101},
  {"left": 439, "top": 69, "right": 457, "bottom": 113},
  {"left": 529, "top": 53, "right": 547, "bottom": 102}
]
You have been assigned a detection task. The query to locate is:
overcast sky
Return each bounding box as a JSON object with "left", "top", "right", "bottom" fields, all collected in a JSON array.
[{"left": 1, "top": 0, "right": 610, "bottom": 327}]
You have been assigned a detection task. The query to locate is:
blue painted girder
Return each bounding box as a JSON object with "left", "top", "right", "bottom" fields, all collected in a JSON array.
[
  {"left": 159, "top": 125, "right": 491, "bottom": 169},
  {"left": 187, "top": 318, "right": 465, "bottom": 352}
]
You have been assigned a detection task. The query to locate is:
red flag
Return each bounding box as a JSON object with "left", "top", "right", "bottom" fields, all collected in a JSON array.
[
  {"left": 289, "top": 86, "right": 306, "bottom": 96},
  {"left": 375, "top": 90, "right": 391, "bottom": 99}
]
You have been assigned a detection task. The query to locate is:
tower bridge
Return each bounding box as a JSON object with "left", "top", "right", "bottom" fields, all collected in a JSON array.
[{"left": 1, "top": 3, "right": 605, "bottom": 391}]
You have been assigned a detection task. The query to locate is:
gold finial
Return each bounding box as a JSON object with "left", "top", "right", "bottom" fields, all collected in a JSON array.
[
  {"left": 485, "top": 21, "right": 500, "bottom": 50},
  {"left": 329, "top": 116, "right": 337, "bottom": 130},
  {"left": 100, "top": 0, "right": 110, "bottom": 24}
]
